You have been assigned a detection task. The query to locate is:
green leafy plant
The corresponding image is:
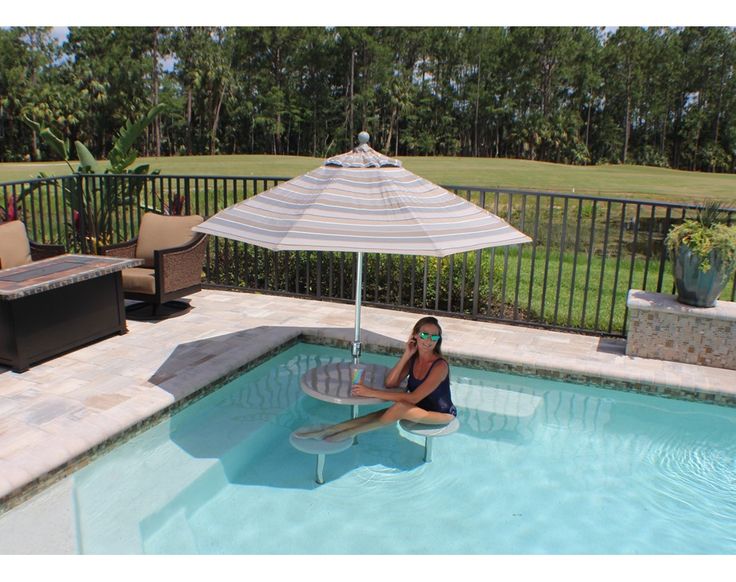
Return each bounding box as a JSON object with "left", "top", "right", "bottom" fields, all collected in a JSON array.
[
  {"left": 23, "top": 104, "right": 166, "bottom": 252},
  {"left": 665, "top": 201, "right": 736, "bottom": 274}
]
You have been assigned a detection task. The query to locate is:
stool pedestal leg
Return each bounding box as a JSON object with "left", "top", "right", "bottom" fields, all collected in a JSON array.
[
  {"left": 316, "top": 453, "right": 326, "bottom": 484},
  {"left": 291, "top": 429, "right": 354, "bottom": 485},
  {"left": 398, "top": 418, "right": 459, "bottom": 464},
  {"left": 351, "top": 404, "right": 360, "bottom": 444}
]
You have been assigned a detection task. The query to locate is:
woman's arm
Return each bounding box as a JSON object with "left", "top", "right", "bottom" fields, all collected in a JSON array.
[
  {"left": 384, "top": 336, "right": 417, "bottom": 388},
  {"left": 350, "top": 350, "right": 412, "bottom": 398},
  {"left": 353, "top": 360, "right": 448, "bottom": 405},
  {"left": 384, "top": 354, "right": 412, "bottom": 388}
]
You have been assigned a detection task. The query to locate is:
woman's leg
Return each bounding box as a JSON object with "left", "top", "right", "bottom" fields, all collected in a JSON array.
[
  {"left": 323, "top": 402, "right": 454, "bottom": 442},
  {"left": 295, "top": 409, "right": 385, "bottom": 439}
]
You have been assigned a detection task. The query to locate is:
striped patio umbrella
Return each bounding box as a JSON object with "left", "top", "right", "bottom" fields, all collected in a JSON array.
[{"left": 194, "top": 132, "right": 531, "bottom": 362}]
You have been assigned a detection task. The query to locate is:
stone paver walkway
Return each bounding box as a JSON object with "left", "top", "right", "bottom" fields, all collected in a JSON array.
[{"left": 1, "top": 289, "right": 735, "bottom": 511}]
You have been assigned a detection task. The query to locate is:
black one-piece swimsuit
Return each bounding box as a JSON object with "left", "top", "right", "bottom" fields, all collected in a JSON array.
[{"left": 406, "top": 356, "right": 457, "bottom": 416}]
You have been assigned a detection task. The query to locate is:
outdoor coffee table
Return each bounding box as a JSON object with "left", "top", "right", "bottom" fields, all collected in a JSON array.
[{"left": 0, "top": 254, "right": 143, "bottom": 372}]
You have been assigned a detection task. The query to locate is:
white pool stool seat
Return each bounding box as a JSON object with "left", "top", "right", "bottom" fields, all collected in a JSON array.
[
  {"left": 399, "top": 417, "right": 460, "bottom": 462},
  {"left": 290, "top": 428, "right": 353, "bottom": 484}
]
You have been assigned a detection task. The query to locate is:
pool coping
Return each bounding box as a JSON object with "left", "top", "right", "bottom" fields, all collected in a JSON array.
[{"left": 1, "top": 289, "right": 735, "bottom": 518}]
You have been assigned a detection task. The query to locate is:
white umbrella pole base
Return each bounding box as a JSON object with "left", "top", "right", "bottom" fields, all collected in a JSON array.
[{"left": 351, "top": 340, "right": 362, "bottom": 364}]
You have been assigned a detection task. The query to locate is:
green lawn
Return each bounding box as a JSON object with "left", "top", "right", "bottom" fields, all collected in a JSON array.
[{"left": 2, "top": 154, "right": 736, "bottom": 205}]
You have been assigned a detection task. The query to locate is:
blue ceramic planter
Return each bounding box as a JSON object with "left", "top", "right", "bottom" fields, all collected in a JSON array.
[{"left": 673, "top": 245, "right": 731, "bottom": 307}]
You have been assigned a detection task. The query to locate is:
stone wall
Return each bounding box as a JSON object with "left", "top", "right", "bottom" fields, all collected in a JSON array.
[{"left": 626, "top": 289, "right": 736, "bottom": 370}]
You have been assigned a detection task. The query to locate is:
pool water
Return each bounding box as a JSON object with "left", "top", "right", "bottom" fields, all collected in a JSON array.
[{"left": 72, "top": 344, "right": 736, "bottom": 554}]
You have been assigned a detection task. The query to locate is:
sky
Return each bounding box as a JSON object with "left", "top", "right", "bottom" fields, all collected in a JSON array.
[{"left": 5, "top": 0, "right": 736, "bottom": 27}]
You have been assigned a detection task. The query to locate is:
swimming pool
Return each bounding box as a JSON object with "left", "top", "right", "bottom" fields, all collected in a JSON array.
[{"left": 71, "top": 343, "right": 736, "bottom": 554}]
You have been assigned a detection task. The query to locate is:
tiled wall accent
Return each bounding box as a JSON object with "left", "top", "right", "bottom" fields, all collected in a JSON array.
[{"left": 626, "top": 290, "right": 736, "bottom": 371}]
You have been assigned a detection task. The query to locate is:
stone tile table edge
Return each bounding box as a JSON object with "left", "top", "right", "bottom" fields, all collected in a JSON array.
[{"left": 0, "top": 256, "right": 143, "bottom": 300}]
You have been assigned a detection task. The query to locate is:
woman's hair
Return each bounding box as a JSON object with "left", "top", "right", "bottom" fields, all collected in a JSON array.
[{"left": 412, "top": 316, "right": 443, "bottom": 355}]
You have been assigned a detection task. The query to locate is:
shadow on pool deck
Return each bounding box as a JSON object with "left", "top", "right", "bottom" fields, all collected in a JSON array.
[
  {"left": 596, "top": 337, "right": 626, "bottom": 355},
  {"left": 146, "top": 324, "right": 405, "bottom": 401}
]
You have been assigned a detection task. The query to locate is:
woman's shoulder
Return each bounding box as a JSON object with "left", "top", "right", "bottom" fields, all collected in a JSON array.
[{"left": 430, "top": 357, "right": 449, "bottom": 372}]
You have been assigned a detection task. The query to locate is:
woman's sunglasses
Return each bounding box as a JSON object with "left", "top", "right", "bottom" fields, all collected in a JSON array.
[{"left": 418, "top": 331, "right": 441, "bottom": 341}]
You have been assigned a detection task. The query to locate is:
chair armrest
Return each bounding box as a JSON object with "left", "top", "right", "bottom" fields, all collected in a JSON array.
[
  {"left": 99, "top": 238, "right": 138, "bottom": 259},
  {"left": 154, "top": 233, "right": 209, "bottom": 294},
  {"left": 29, "top": 241, "right": 66, "bottom": 261}
]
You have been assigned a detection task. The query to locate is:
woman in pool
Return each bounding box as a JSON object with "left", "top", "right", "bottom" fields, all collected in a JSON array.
[{"left": 298, "top": 316, "right": 456, "bottom": 442}]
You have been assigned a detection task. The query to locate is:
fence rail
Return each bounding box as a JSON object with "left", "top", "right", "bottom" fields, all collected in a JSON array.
[{"left": 2, "top": 173, "right": 734, "bottom": 337}]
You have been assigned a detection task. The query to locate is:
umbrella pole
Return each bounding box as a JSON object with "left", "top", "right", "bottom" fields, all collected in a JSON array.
[{"left": 352, "top": 251, "right": 363, "bottom": 365}]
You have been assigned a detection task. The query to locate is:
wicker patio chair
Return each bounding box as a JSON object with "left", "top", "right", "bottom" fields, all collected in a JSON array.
[
  {"left": 0, "top": 220, "right": 65, "bottom": 269},
  {"left": 99, "top": 212, "right": 208, "bottom": 316}
]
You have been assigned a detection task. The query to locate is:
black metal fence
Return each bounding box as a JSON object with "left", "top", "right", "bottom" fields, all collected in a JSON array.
[{"left": 2, "top": 173, "right": 734, "bottom": 337}]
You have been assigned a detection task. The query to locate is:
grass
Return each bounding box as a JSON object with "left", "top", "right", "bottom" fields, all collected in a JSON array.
[{"left": 2, "top": 154, "right": 736, "bottom": 205}]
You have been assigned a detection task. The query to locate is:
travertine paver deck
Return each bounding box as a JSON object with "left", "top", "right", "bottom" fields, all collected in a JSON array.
[{"left": 1, "top": 288, "right": 735, "bottom": 513}]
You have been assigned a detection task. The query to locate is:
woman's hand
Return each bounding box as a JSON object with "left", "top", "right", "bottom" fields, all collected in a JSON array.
[
  {"left": 404, "top": 335, "right": 418, "bottom": 357},
  {"left": 351, "top": 383, "right": 377, "bottom": 398}
]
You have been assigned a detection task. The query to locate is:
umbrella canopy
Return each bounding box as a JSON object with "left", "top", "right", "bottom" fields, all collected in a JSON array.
[
  {"left": 194, "top": 132, "right": 531, "bottom": 362},
  {"left": 193, "top": 133, "right": 531, "bottom": 257}
]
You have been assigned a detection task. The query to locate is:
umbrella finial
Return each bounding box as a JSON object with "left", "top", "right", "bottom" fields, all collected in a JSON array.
[{"left": 324, "top": 132, "right": 402, "bottom": 168}]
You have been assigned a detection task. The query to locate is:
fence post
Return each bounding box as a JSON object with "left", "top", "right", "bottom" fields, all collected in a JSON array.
[{"left": 76, "top": 175, "right": 90, "bottom": 254}]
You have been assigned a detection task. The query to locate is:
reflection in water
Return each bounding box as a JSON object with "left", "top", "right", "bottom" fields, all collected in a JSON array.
[{"left": 452, "top": 373, "right": 613, "bottom": 446}]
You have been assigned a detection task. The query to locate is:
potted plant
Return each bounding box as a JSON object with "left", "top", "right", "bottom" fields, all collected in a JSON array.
[{"left": 665, "top": 201, "right": 736, "bottom": 307}]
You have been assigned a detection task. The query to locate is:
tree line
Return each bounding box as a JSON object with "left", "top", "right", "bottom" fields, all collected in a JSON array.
[{"left": 2, "top": 26, "right": 735, "bottom": 173}]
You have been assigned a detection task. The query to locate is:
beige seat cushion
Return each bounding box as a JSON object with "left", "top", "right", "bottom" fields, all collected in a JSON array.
[
  {"left": 122, "top": 267, "right": 157, "bottom": 294},
  {"left": 135, "top": 213, "right": 203, "bottom": 268},
  {"left": 0, "top": 221, "right": 32, "bottom": 269}
]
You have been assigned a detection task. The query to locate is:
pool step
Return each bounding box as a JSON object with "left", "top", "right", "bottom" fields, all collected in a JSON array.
[
  {"left": 74, "top": 421, "right": 225, "bottom": 553},
  {"left": 141, "top": 507, "right": 199, "bottom": 554},
  {"left": 132, "top": 420, "right": 311, "bottom": 552}
]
